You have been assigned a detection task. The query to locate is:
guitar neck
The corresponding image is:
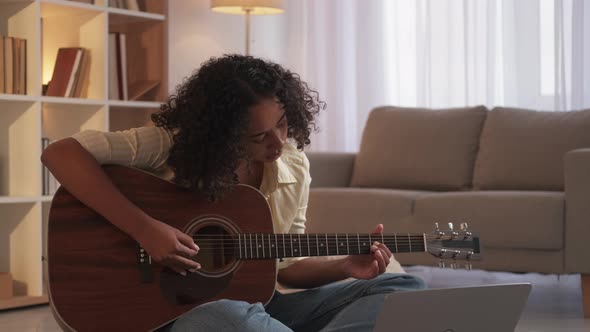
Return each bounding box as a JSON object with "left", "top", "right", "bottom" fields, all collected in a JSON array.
[{"left": 234, "top": 233, "right": 427, "bottom": 260}]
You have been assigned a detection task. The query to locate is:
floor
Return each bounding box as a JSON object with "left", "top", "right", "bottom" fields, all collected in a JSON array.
[{"left": 0, "top": 266, "right": 588, "bottom": 331}]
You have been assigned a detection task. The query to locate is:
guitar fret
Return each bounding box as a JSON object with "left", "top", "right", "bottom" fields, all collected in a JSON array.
[
  {"left": 290, "top": 234, "right": 294, "bottom": 257},
  {"left": 256, "top": 234, "right": 259, "bottom": 258},
  {"left": 261, "top": 234, "right": 264, "bottom": 258},
  {"left": 250, "top": 234, "right": 253, "bottom": 259},
  {"left": 408, "top": 233, "right": 412, "bottom": 252},
  {"left": 282, "top": 234, "right": 286, "bottom": 258},
  {"left": 298, "top": 234, "right": 302, "bottom": 257},
  {"left": 307, "top": 234, "right": 311, "bottom": 257},
  {"left": 275, "top": 234, "right": 279, "bottom": 258},
  {"left": 316, "top": 234, "right": 320, "bottom": 256},
  {"left": 238, "top": 234, "right": 242, "bottom": 259},
  {"left": 335, "top": 234, "right": 339, "bottom": 255},
  {"left": 245, "top": 234, "right": 249, "bottom": 259},
  {"left": 394, "top": 233, "right": 398, "bottom": 253},
  {"left": 357, "top": 233, "right": 361, "bottom": 254},
  {"left": 268, "top": 234, "right": 272, "bottom": 258},
  {"left": 346, "top": 234, "right": 349, "bottom": 255},
  {"left": 325, "top": 234, "right": 329, "bottom": 256}
]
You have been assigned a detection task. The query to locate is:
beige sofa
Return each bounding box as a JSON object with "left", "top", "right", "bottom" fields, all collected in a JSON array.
[{"left": 305, "top": 105, "right": 590, "bottom": 280}]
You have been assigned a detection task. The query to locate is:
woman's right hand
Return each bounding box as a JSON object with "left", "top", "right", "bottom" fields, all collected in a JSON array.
[{"left": 134, "top": 217, "right": 201, "bottom": 276}]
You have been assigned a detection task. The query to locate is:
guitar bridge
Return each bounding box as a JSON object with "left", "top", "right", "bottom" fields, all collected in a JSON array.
[{"left": 137, "top": 244, "right": 154, "bottom": 283}]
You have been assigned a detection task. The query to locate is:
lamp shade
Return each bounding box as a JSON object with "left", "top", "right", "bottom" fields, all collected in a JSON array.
[{"left": 210, "top": 0, "right": 285, "bottom": 15}]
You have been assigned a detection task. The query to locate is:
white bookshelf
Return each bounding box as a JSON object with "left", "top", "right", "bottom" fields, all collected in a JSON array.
[{"left": 0, "top": 0, "right": 168, "bottom": 310}]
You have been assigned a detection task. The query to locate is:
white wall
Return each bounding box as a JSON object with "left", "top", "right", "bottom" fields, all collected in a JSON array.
[{"left": 168, "top": 0, "right": 290, "bottom": 93}]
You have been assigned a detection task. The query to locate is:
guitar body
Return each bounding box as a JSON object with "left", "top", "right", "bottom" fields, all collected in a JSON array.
[{"left": 47, "top": 166, "right": 277, "bottom": 332}]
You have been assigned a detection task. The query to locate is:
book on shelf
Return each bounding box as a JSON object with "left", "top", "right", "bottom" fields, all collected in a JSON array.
[
  {"left": 3, "top": 36, "right": 13, "bottom": 94},
  {"left": 0, "top": 37, "right": 4, "bottom": 93},
  {"left": 13, "top": 38, "right": 26, "bottom": 95},
  {"left": 0, "top": 36, "right": 27, "bottom": 95},
  {"left": 42, "top": 138, "right": 60, "bottom": 196},
  {"left": 71, "top": 49, "right": 90, "bottom": 98},
  {"left": 45, "top": 47, "right": 87, "bottom": 98},
  {"left": 109, "top": 32, "right": 129, "bottom": 100}
]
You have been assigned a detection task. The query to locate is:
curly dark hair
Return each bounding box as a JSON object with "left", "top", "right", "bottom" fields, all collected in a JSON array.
[{"left": 152, "top": 54, "right": 325, "bottom": 200}]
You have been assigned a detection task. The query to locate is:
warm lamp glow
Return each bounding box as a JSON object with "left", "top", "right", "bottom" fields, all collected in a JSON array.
[
  {"left": 210, "top": 0, "right": 285, "bottom": 15},
  {"left": 210, "top": 0, "right": 285, "bottom": 55}
]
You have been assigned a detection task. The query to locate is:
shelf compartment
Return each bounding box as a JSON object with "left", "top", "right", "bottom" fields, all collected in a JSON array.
[
  {"left": 109, "top": 105, "right": 156, "bottom": 131},
  {"left": 109, "top": 12, "right": 166, "bottom": 102},
  {"left": 41, "top": 2, "right": 106, "bottom": 99},
  {"left": 42, "top": 102, "right": 107, "bottom": 141},
  {"left": 0, "top": 100, "right": 40, "bottom": 197},
  {"left": 0, "top": 203, "right": 43, "bottom": 299},
  {"left": 0, "top": 1, "right": 41, "bottom": 96}
]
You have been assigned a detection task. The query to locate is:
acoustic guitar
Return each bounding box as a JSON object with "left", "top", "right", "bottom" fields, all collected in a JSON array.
[{"left": 46, "top": 165, "right": 480, "bottom": 332}]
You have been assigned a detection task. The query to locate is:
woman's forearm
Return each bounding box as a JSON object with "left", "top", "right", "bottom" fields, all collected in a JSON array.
[
  {"left": 277, "top": 257, "right": 349, "bottom": 289},
  {"left": 41, "top": 137, "right": 151, "bottom": 237}
]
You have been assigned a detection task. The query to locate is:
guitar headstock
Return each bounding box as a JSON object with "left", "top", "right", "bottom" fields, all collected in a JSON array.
[{"left": 426, "top": 222, "right": 481, "bottom": 270}]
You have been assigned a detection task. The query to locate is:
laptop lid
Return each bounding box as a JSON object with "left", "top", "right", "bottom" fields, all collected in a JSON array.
[{"left": 374, "top": 283, "right": 531, "bottom": 332}]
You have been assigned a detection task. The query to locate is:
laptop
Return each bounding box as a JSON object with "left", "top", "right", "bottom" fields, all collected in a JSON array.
[{"left": 374, "top": 283, "right": 531, "bottom": 332}]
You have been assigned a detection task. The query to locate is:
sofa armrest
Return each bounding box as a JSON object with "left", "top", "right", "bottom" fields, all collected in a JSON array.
[
  {"left": 306, "top": 152, "right": 356, "bottom": 188},
  {"left": 565, "top": 148, "right": 590, "bottom": 273}
]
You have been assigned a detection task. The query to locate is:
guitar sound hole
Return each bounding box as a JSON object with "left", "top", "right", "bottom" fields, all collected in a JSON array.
[{"left": 194, "top": 225, "right": 239, "bottom": 276}]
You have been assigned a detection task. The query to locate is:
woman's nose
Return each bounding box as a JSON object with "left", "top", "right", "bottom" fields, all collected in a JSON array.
[{"left": 268, "top": 127, "right": 285, "bottom": 148}]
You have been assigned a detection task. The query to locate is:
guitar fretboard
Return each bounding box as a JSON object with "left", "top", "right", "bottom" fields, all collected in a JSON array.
[{"left": 235, "top": 233, "right": 426, "bottom": 260}]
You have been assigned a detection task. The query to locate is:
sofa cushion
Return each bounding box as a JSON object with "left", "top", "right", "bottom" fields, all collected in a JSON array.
[
  {"left": 411, "top": 191, "right": 564, "bottom": 250},
  {"left": 473, "top": 107, "right": 590, "bottom": 190},
  {"left": 350, "top": 106, "right": 487, "bottom": 191},
  {"left": 306, "top": 188, "right": 429, "bottom": 234}
]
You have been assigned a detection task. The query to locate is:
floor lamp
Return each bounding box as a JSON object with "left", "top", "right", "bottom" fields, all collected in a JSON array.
[{"left": 210, "top": 0, "right": 285, "bottom": 55}]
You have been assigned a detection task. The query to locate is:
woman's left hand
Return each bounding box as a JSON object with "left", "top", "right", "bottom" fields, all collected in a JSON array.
[{"left": 342, "top": 224, "right": 393, "bottom": 279}]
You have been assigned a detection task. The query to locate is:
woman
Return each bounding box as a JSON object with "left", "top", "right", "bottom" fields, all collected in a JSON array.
[{"left": 41, "top": 54, "right": 425, "bottom": 331}]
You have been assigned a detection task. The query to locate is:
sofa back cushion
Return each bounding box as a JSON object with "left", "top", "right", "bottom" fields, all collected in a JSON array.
[
  {"left": 350, "top": 106, "right": 488, "bottom": 190},
  {"left": 473, "top": 107, "right": 590, "bottom": 190}
]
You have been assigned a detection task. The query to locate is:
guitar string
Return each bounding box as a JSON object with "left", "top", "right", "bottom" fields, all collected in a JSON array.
[
  {"left": 189, "top": 234, "right": 451, "bottom": 239},
  {"left": 190, "top": 235, "right": 458, "bottom": 242},
  {"left": 189, "top": 233, "right": 468, "bottom": 238}
]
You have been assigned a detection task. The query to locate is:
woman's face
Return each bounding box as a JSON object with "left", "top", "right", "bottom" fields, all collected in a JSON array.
[{"left": 245, "top": 97, "right": 288, "bottom": 163}]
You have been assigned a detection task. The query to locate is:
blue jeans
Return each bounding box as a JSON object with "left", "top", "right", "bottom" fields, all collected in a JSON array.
[{"left": 167, "top": 273, "right": 425, "bottom": 332}]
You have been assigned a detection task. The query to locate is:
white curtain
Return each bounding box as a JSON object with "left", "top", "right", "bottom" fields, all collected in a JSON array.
[{"left": 282, "top": 0, "right": 590, "bottom": 152}]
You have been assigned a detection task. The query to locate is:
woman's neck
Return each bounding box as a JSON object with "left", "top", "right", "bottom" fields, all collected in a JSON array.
[{"left": 236, "top": 160, "right": 264, "bottom": 189}]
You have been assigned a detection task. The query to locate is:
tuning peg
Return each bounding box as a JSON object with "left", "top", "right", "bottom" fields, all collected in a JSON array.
[
  {"left": 450, "top": 261, "right": 458, "bottom": 269},
  {"left": 449, "top": 222, "right": 460, "bottom": 239},
  {"left": 438, "top": 259, "right": 445, "bottom": 269},
  {"left": 460, "top": 223, "right": 468, "bottom": 231},
  {"left": 434, "top": 222, "right": 444, "bottom": 237},
  {"left": 464, "top": 262, "right": 472, "bottom": 270}
]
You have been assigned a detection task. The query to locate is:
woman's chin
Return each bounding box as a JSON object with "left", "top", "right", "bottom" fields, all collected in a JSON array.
[{"left": 266, "top": 151, "right": 282, "bottom": 162}]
